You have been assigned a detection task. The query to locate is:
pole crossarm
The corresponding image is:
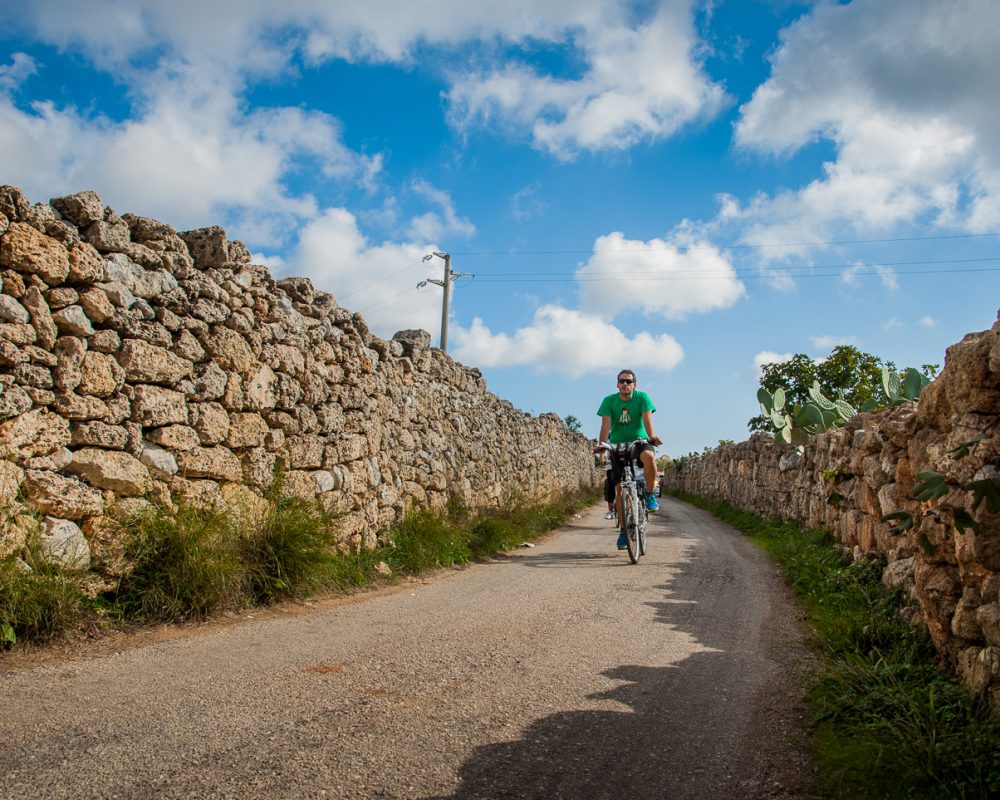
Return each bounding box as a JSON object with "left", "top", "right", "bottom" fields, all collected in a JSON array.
[{"left": 418, "top": 250, "right": 476, "bottom": 352}]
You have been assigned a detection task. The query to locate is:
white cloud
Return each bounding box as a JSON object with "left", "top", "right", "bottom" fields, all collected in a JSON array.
[
  {"left": 728, "top": 0, "right": 1000, "bottom": 247},
  {"left": 0, "top": 52, "right": 36, "bottom": 92},
  {"left": 881, "top": 318, "right": 904, "bottom": 331},
  {"left": 874, "top": 265, "right": 899, "bottom": 291},
  {"left": 446, "top": 3, "right": 727, "bottom": 159},
  {"left": 811, "top": 334, "right": 860, "bottom": 350},
  {"left": 839, "top": 261, "right": 898, "bottom": 292},
  {"left": 3, "top": 1, "right": 727, "bottom": 179},
  {"left": 0, "top": 55, "right": 378, "bottom": 238},
  {"left": 840, "top": 263, "right": 862, "bottom": 286},
  {"left": 752, "top": 350, "right": 793, "bottom": 380},
  {"left": 920, "top": 315, "right": 938, "bottom": 328},
  {"left": 405, "top": 180, "right": 476, "bottom": 241},
  {"left": 577, "top": 231, "right": 745, "bottom": 320},
  {"left": 289, "top": 207, "right": 441, "bottom": 338},
  {"left": 451, "top": 305, "right": 684, "bottom": 378},
  {"left": 510, "top": 182, "right": 546, "bottom": 221},
  {"left": 753, "top": 350, "right": 792, "bottom": 373}
]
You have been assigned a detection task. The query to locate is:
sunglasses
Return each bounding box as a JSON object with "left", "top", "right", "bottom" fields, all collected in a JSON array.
[{"left": 617, "top": 378, "right": 634, "bottom": 384}]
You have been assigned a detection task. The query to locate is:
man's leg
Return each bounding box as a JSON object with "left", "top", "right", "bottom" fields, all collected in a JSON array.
[
  {"left": 640, "top": 449, "right": 657, "bottom": 494},
  {"left": 640, "top": 449, "right": 660, "bottom": 512}
]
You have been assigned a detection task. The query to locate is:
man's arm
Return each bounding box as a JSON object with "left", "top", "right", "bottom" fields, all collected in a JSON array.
[{"left": 641, "top": 410, "right": 662, "bottom": 446}]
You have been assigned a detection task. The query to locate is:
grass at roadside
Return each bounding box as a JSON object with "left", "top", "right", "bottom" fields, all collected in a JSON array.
[
  {"left": 666, "top": 489, "right": 1000, "bottom": 800},
  {"left": 1, "top": 485, "right": 598, "bottom": 648}
]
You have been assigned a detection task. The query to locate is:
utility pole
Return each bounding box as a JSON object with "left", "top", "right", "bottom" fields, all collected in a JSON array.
[{"left": 418, "top": 251, "right": 472, "bottom": 352}]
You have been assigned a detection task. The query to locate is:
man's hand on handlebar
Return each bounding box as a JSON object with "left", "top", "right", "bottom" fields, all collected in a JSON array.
[{"left": 648, "top": 435, "right": 662, "bottom": 446}]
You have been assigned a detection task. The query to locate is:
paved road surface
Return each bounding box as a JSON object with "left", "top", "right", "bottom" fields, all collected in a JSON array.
[{"left": 1, "top": 499, "right": 815, "bottom": 799}]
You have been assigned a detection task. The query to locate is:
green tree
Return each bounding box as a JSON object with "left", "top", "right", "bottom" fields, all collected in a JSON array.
[
  {"left": 748, "top": 345, "right": 891, "bottom": 432},
  {"left": 564, "top": 415, "right": 582, "bottom": 434}
]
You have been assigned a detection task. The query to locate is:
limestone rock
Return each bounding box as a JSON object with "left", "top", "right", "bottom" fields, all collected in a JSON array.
[
  {"left": 131, "top": 385, "right": 188, "bottom": 427},
  {"left": 52, "top": 305, "right": 95, "bottom": 336},
  {"left": 176, "top": 446, "right": 242, "bottom": 482},
  {"left": 117, "top": 338, "right": 192, "bottom": 384},
  {"left": 104, "top": 253, "right": 179, "bottom": 299},
  {"left": 0, "top": 294, "right": 29, "bottom": 324},
  {"left": 179, "top": 226, "right": 229, "bottom": 270},
  {"left": 201, "top": 325, "right": 255, "bottom": 373},
  {"left": 140, "top": 443, "right": 179, "bottom": 477},
  {"left": 0, "top": 383, "right": 32, "bottom": 419},
  {"left": 0, "top": 222, "right": 70, "bottom": 285},
  {"left": 22, "top": 286, "right": 58, "bottom": 349},
  {"left": 225, "top": 412, "right": 269, "bottom": 449},
  {"left": 40, "top": 516, "right": 90, "bottom": 570},
  {"left": 22, "top": 470, "right": 104, "bottom": 518},
  {"left": 67, "top": 448, "right": 150, "bottom": 495},
  {"left": 66, "top": 242, "right": 106, "bottom": 284},
  {"left": 50, "top": 190, "right": 105, "bottom": 228},
  {"left": 78, "top": 287, "right": 116, "bottom": 323},
  {"left": 0, "top": 408, "right": 71, "bottom": 459}
]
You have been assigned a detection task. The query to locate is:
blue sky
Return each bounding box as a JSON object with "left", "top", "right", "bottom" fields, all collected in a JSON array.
[{"left": 1, "top": 0, "right": 998, "bottom": 456}]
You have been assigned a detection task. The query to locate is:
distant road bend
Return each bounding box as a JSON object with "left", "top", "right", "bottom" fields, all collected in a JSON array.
[{"left": 1, "top": 499, "right": 814, "bottom": 799}]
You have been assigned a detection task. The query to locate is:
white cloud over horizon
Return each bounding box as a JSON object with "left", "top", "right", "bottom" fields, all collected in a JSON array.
[{"left": 451, "top": 305, "right": 684, "bottom": 377}]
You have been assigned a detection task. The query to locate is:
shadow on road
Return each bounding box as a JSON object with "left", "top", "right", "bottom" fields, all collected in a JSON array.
[
  {"left": 429, "top": 654, "right": 753, "bottom": 800},
  {"left": 430, "top": 503, "right": 810, "bottom": 800}
]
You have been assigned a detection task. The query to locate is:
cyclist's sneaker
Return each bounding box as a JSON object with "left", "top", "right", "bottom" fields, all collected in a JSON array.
[
  {"left": 646, "top": 493, "right": 660, "bottom": 512},
  {"left": 616, "top": 530, "right": 627, "bottom": 550},
  {"left": 604, "top": 510, "right": 615, "bottom": 520}
]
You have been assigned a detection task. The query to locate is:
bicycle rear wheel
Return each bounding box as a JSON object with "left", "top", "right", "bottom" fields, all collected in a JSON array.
[{"left": 621, "top": 482, "right": 640, "bottom": 564}]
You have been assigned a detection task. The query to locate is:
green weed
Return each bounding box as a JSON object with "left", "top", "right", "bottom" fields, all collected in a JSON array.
[
  {"left": 240, "top": 475, "right": 341, "bottom": 602},
  {"left": 113, "top": 502, "right": 243, "bottom": 622},
  {"left": 0, "top": 552, "right": 84, "bottom": 645},
  {"left": 385, "top": 509, "right": 472, "bottom": 572}
]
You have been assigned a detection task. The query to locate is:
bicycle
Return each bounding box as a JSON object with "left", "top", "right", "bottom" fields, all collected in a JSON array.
[{"left": 601, "top": 441, "right": 650, "bottom": 564}]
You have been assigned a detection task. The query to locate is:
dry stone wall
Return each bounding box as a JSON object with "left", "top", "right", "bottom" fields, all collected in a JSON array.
[
  {"left": 0, "top": 185, "right": 599, "bottom": 576},
  {"left": 664, "top": 312, "right": 1000, "bottom": 708}
]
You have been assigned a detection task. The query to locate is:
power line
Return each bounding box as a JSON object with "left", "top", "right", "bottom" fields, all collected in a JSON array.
[
  {"left": 449, "top": 231, "right": 1000, "bottom": 256},
  {"left": 465, "top": 267, "right": 1000, "bottom": 284},
  {"left": 464, "top": 256, "right": 1000, "bottom": 281}
]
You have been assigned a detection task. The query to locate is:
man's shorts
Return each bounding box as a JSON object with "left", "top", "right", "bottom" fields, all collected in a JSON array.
[{"left": 608, "top": 440, "right": 655, "bottom": 485}]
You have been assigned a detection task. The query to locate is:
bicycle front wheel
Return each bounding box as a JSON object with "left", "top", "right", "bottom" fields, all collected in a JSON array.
[
  {"left": 621, "top": 482, "right": 640, "bottom": 564},
  {"left": 638, "top": 506, "right": 648, "bottom": 555}
]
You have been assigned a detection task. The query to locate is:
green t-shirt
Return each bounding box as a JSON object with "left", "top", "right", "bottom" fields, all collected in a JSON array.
[{"left": 597, "top": 390, "right": 656, "bottom": 443}]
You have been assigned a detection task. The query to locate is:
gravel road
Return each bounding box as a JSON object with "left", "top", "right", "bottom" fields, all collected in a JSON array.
[{"left": 1, "top": 499, "right": 816, "bottom": 799}]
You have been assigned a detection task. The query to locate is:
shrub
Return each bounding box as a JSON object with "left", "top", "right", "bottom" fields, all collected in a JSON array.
[
  {"left": 114, "top": 502, "right": 243, "bottom": 622},
  {"left": 385, "top": 509, "right": 471, "bottom": 572},
  {"left": 0, "top": 552, "right": 84, "bottom": 646},
  {"left": 240, "top": 487, "right": 340, "bottom": 603}
]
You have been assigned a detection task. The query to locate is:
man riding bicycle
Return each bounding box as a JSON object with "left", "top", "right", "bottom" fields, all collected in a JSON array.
[{"left": 595, "top": 368, "right": 662, "bottom": 550}]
